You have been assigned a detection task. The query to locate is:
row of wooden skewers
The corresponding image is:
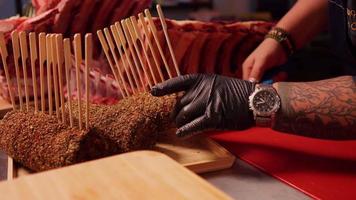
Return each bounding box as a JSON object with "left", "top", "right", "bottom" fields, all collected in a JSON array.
[
  {"left": 0, "top": 5, "right": 179, "bottom": 131},
  {"left": 0, "top": 4, "right": 179, "bottom": 179},
  {"left": 0, "top": 32, "right": 93, "bottom": 180},
  {"left": 97, "top": 5, "right": 181, "bottom": 97},
  {"left": 0, "top": 31, "right": 92, "bottom": 131}
]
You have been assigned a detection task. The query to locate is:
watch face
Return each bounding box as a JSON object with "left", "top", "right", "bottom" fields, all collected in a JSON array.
[{"left": 252, "top": 90, "right": 279, "bottom": 114}]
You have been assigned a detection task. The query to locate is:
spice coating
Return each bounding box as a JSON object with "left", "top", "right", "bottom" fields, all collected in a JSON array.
[
  {"left": 0, "top": 111, "right": 88, "bottom": 171},
  {"left": 0, "top": 93, "right": 177, "bottom": 172},
  {"left": 69, "top": 93, "right": 177, "bottom": 154}
]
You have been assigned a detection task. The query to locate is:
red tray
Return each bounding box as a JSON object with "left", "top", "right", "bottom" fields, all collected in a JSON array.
[{"left": 210, "top": 128, "right": 356, "bottom": 200}]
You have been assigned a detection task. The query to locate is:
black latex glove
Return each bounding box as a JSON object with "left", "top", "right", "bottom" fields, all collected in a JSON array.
[{"left": 151, "top": 74, "right": 256, "bottom": 137}]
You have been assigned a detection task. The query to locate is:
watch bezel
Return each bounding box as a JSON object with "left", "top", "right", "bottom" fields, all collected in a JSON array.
[{"left": 249, "top": 86, "right": 281, "bottom": 117}]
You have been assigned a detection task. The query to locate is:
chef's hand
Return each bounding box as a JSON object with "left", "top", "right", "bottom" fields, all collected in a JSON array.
[
  {"left": 242, "top": 38, "right": 287, "bottom": 82},
  {"left": 151, "top": 74, "right": 256, "bottom": 137}
]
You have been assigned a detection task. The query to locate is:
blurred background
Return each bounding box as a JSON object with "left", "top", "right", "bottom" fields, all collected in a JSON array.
[
  {"left": 0, "top": 0, "right": 351, "bottom": 81},
  {"left": 0, "top": 0, "right": 296, "bottom": 21}
]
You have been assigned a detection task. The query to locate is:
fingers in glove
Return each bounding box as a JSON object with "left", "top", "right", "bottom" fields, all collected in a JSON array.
[
  {"left": 151, "top": 74, "right": 199, "bottom": 96},
  {"left": 176, "top": 100, "right": 221, "bottom": 138},
  {"left": 175, "top": 99, "right": 206, "bottom": 127},
  {"left": 176, "top": 115, "right": 208, "bottom": 138},
  {"left": 170, "top": 93, "right": 192, "bottom": 120}
]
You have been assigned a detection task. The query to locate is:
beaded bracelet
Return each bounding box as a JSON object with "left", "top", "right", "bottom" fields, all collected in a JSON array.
[{"left": 265, "top": 27, "right": 296, "bottom": 56}]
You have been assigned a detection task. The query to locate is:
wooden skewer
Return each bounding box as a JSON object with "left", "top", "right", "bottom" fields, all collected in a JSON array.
[
  {"left": 73, "top": 34, "right": 83, "bottom": 130},
  {"left": 0, "top": 32, "right": 16, "bottom": 110},
  {"left": 125, "top": 18, "right": 155, "bottom": 87},
  {"left": 115, "top": 22, "right": 144, "bottom": 92},
  {"left": 63, "top": 39, "right": 73, "bottom": 127},
  {"left": 97, "top": 30, "right": 127, "bottom": 98},
  {"left": 156, "top": 4, "right": 181, "bottom": 77},
  {"left": 108, "top": 26, "right": 137, "bottom": 94},
  {"left": 46, "top": 35, "right": 53, "bottom": 116},
  {"left": 52, "top": 35, "right": 61, "bottom": 121},
  {"left": 51, "top": 35, "right": 60, "bottom": 121},
  {"left": 110, "top": 25, "right": 140, "bottom": 94},
  {"left": 56, "top": 34, "right": 65, "bottom": 123},
  {"left": 121, "top": 21, "right": 146, "bottom": 91},
  {"left": 103, "top": 28, "right": 135, "bottom": 96},
  {"left": 1, "top": 30, "right": 15, "bottom": 179},
  {"left": 38, "top": 33, "right": 46, "bottom": 113},
  {"left": 115, "top": 22, "right": 147, "bottom": 91},
  {"left": 0, "top": 32, "right": 15, "bottom": 181},
  {"left": 7, "top": 157, "right": 13, "bottom": 180},
  {"left": 19, "top": 31, "right": 30, "bottom": 111},
  {"left": 11, "top": 31, "right": 24, "bottom": 111},
  {"left": 138, "top": 13, "right": 165, "bottom": 82},
  {"left": 84, "top": 34, "right": 92, "bottom": 130},
  {"left": 29, "top": 33, "right": 39, "bottom": 113},
  {"left": 119, "top": 21, "right": 141, "bottom": 92},
  {"left": 144, "top": 9, "right": 173, "bottom": 79},
  {"left": 129, "top": 17, "right": 159, "bottom": 85}
]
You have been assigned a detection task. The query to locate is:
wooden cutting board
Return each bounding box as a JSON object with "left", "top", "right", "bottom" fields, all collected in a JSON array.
[
  {"left": 0, "top": 99, "right": 235, "bottom": 178},
  {"left": 155, "top": 131, "right": 235, "bottom": 173},
  {"left": 0, "top": 151, "right": 232, "bottom": 200},
  {"left": 13, "top": 132, "right": 235, "bottom": 178}
]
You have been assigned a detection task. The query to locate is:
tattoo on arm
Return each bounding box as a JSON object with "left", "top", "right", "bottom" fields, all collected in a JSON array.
[{"left": 273, "top": 76, "right": 356, "bottom": 139}]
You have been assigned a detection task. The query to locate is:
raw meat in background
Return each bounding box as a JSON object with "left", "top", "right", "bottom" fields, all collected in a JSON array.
[{"left": 0, "top": 0, "right": 276, "bottom": 105}]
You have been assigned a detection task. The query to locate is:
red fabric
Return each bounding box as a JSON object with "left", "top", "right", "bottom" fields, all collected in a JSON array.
[{"left": 209, "top": 128, "right": 356, "bottom": 200}]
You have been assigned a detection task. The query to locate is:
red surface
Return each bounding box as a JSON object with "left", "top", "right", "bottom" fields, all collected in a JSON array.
[{"left": 209, "top": 128, "right": 356, "bottom": 200}]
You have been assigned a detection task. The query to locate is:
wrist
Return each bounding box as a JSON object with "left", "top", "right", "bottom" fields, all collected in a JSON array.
[
  {"left": 272, "top": 82, "right": 279, "bottom": 91},
  {"left": 263, "top": 37, "right": 289, "bottom": 61},
  {"left": 231, "top": 79, "right": 256, "bottom": 130},
  {"left": 265, "top": 27, "right": 296, "bottom": 57}
]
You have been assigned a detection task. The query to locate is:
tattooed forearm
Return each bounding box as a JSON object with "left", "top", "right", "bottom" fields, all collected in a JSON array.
[{"left": 272, "top": 76, "right": 356, "bottom": 139}]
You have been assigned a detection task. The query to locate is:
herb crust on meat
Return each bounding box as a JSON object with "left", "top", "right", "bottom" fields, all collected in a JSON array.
[{"left": 0, "top": 93, "right": 177, "bottom": 172}]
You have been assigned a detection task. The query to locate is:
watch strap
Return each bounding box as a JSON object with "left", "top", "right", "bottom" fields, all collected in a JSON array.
[{"left": 255, "top": 114, "right": 276, "bottom": 127}]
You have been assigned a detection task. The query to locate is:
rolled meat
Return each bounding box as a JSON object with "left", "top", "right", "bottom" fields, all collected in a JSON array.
[
  {"left": 0, "top": 93, "right": 177, "bottom": 172},
  {"left": 0, "top": 111, "right": 88, "bottom": 171}
]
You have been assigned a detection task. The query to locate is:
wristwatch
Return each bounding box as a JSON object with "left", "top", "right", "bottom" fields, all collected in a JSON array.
[{"left": 249, "top": 84, "right": 281, "bottom": 127}]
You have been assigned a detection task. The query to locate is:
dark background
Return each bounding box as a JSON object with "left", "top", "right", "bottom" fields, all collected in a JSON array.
[{"left": 0, "top": 0, "right": 295, "bottom": 20}]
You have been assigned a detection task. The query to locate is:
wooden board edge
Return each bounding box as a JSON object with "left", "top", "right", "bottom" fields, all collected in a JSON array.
[
  {"left": 11, "top": 155, "right": 237, "bottom": 179},
  {"left": 185, "top": 155, "right": 236, "bottom": 174},
  {"left": 11, "top": 161, "right": 32, "bottom": 179},
  {"left": 7, "top": 157, "right": 14, "bottom": 180},
  {"left": 183, "top": 138, "right": 236, "bottom": 173},
  {"left": 5, "top": 151, "right": 233, "bottom": 200},
  {"left": 10, "top": 138, "right": 237, "bottom": 179},
  {"left": 205, "top": 138, "right": 235, "bottom": 157}
]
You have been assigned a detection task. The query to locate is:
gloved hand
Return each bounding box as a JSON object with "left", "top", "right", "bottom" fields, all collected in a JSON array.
[{"left": 151, "top": 74, "right": 256, "bottom": 137}]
